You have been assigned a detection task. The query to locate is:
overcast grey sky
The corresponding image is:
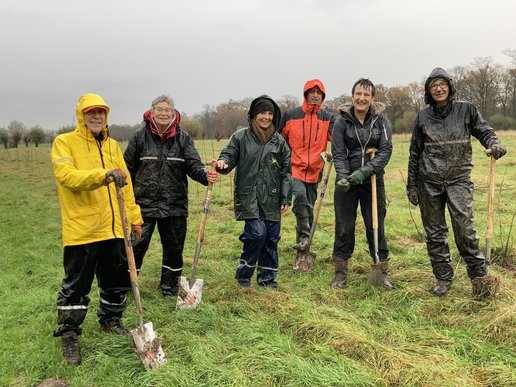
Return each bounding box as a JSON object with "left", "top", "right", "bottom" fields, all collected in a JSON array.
[{"left": 1, "top": 0, "right": 515, "bottom": 130}]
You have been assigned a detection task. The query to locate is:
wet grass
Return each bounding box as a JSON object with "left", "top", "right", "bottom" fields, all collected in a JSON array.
[{"left": 0, "top": 132, "right": 515, "bottom": 386}]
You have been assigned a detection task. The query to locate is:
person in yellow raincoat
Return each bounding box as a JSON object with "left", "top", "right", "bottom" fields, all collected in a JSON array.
[{"left": 50, "top": 93, "right": 143, "bottom": 365}]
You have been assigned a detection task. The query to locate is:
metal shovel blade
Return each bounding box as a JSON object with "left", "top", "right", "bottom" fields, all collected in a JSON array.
[
  {"left": 292, "top": 251, "right": 317, "bottom": 272},
  {"left": 368, "top": 263, "right": 384, "bottom": 286},
  {"left": 130, "top": 321, "right": 167, "bottom": 370},
  {"left": 176, "top": 276, "right": 204, "bottom": 310}
]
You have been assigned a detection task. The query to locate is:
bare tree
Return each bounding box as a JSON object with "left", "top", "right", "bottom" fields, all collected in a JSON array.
[
  {"left": 0, "top": 128, "right": 8, "bottom": 148},
  {"left": 277, "top": 95, "right": 300, "bottom": 114},
  {"left": 407, "top": 81, "right": 424, "bottom": 113},
  {"left": 464, "top": 57, "right": 502, "bottom": 117},
  {"left": 7, "top": 120, "right": 26, "bottom": 148},
  {"left": 502, "top": 48, "right": 516, "bottom": 66},
  {"left": 29, "top": 125, "right": 46, "bottom": 147}
]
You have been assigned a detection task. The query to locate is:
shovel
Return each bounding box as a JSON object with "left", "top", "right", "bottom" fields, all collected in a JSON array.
[
  {"left": 485, "top": 149, "right": 496, "bottom": 263},
  {"left": 293, "top": 152, "right": 333, "bottom": 272},
  {"left": 115, "top": 186, "right": 166, "bottom": 370},
  {"left": 365, "top": 148, "right": 384, "bottom": 286},
  {"left": 176, "top": 160, "right": 217, "bottom": 310}
]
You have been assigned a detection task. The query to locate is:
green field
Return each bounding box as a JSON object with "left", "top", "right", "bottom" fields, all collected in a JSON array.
[{"left": 0, "top": 132, "right": 515, "bottom": 386}]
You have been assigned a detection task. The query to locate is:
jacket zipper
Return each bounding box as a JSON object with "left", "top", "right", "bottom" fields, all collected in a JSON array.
[
  {"left": 305, "top": 114, "right": 314, "bottom": 181},
  {"left": 354, "top": 115, "right": 380, "bottom": 167},
  {"left": 97, "top": 139, "right": 117, "bottom": 238}
]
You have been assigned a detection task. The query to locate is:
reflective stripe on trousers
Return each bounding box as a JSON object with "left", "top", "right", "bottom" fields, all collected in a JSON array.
[{"left": 236, "top": 218, "right": 280, "bottom": 286}]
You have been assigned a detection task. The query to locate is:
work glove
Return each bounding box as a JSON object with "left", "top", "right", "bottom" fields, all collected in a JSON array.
[
  {"left": 490, "top": 143, "right": 507, "bottom": 160},
  {"left": 131, "top": 224, "right": 142, "bottom": 245},
  {"left": 406, "top": 185, "right": 418, "bottom": 206},
  {"left": 106, "top": 169, "right": 127, "bottom": 187},
  {"left": 336, "top": 177, "right": 351, "bottom": 192},
  {"left": 347, "top": 170, "right": 366, "bottom": 185}
]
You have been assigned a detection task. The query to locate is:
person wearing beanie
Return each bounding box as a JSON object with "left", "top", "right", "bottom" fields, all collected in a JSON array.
[
  {"left": 407, "top": 67, "right": 507, "bottom": 300},
  {"left": 124, "top": 94, "right": 218, "bottom": 297},
  {"left": 278, "top": 79, "right": 334, "bottom": 257},
  {"left": 216, "top": 95, "right": 292, "bottom": 289},
  {"left": 51, "top": 93, "right": 143, "bottom": 365}
]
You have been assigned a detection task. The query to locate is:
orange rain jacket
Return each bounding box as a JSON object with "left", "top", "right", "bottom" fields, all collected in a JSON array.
[
  {"left": 51, "top": 94, "right": 142, "bottom": 246},
  {"left": 278, "top": 79, "right": 334, "bottom": 183}
]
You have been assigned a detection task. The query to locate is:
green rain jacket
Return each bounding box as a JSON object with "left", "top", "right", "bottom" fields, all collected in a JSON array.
[{"left": 217, "top": 95, "right": 292, "bottom": 221}]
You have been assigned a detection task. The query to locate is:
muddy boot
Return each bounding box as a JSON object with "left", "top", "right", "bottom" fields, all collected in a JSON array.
[
  {"left": 293, "top": 217, "right": 310, "bottom": 251},
  {"left": 62, "top": 331, "right": 81, "bottom": 365},
  {"left": 378, "top": 260, "right": 394, "bottom": 289},
  {"left": 471, "top": 275, "right": 500, "bottom": 300},
  {"left": 330, "top": 257, "right": 348, "bottom": 288},
  {"left": 432, "top": 279, "right": 452, "bottom": 297},
  {"left": 100, "top": 318, "right": 129, "bottom": 336}
]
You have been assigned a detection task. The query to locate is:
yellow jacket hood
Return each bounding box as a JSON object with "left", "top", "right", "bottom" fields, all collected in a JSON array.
[{"left": 75, "top": 93, "right": 110, "bottom": 139}]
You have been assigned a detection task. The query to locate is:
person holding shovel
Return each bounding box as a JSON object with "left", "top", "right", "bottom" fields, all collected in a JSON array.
[
  {"left": 51, "top": 93, "right": 143, "bottom": 365},
  {"left": 407, "top": 67, "right": 507, "bottom": 299},
  {"left": 331, "top": 78, "right": 394, "bottom": 289},
  {"left": 278, "top": 79, "right": 334, "bottom": 252},
  {"left": 216, "top": 95, "right": 292, "bottom": 289},
  {"left": 124, "top": 94, "right": 217, "bottom": 297}
]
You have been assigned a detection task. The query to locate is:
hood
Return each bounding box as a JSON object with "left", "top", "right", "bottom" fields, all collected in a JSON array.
[
  {"left": 424, "top": 67, "right": 456, "bottom": 105},
  {"left": 248, "top": 95, "right": 281, "bottom": 129},
  {"left": 302, "top": 79, "right": 326, "bottom": 113},
  {"left": 338, "top": 101, "right": 386, "bottom": 119},
  {"left": 143, "top": 108, "right": 181, "bottom": 142},
  {"left": 75, "top": 93, "right": 110, "bottom": 138}
]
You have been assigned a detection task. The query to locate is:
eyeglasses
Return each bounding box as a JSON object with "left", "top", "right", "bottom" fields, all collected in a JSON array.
[
  {"left": 154, "top": 107, "right": 172, "bottom": 113},
  {"left": 430, "top": 81, "right": 449, "bottom": 91}
]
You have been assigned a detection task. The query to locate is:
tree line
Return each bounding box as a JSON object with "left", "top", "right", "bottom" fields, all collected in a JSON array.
[{"left": 1, "top": 54, "right": 515, "bottom": 148}]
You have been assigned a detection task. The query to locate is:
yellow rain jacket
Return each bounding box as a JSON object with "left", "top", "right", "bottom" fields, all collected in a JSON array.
[{"left": 51, "top": 94, "right": 143, "bottom": 246}]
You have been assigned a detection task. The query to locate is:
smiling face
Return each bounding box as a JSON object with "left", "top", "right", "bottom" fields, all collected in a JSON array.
[
  {"left": 306, "top": 87, "right": 323, "bottom": 105},
  {"left": 83, "top": 108, "right": 107, "bottom": 134},
  {"left": 254, "top": 111, "right": 274, "bottom": 130},
  {"left": 429, "top": 78, "right": 450, "bottom": 106},
  {"left": 152, "top": 101, "right": 174, "bottom": 130},
  {"left": 352, "top": 85, "right": 374, "bottom": 115}
]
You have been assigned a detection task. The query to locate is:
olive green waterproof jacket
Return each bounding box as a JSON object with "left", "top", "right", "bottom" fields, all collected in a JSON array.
[{"left": 218, "top": 126, "right": 292, "bottom": 221}]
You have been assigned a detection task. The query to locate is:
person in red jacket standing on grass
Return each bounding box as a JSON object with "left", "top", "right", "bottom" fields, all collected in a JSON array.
[{"left": 278, "top": 79, "right": 335, "bottom": 252}]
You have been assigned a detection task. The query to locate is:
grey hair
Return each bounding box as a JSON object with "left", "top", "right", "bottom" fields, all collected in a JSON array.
[{"left": 151, "top": 94, "right": 174, "bottom": 109}]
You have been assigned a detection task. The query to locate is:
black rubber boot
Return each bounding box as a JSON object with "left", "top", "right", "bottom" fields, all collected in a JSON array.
[
  {"left": 62, "top": 331, "right": 81, "bottom": 365},
  {"left": 471, "top": 275, "right": 500, "bottom": 300},
  {"left": 100, "top": 318, "right": 129, "bottom": 336},
  {"left": 293, "top": 217, "right": 311, "bottom": 251},
  {"left": 432, "top": 279, "right": 452, "bottom": 297},
  {"left": 331, "top": 257, "right": 348, "bottom": 288}
]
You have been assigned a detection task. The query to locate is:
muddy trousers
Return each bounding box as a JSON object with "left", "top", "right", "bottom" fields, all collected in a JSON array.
[
  {"left": 418, "top": 179, "right": 487, "bottom": 281},
  {"left": 236, "top": 218, "right": 280, "bottom": 287},
  {"left": 132, "top": 216, "right": 187, "bottom": 294},
  {"left": 292, "top": 178, "right": 318, "bottom": 241},
  {"left": 332, "top": 178, "right": 389, "bottom": 261},
  {"left": 54, "top": 239, "right": 129, "bottom": 337}
]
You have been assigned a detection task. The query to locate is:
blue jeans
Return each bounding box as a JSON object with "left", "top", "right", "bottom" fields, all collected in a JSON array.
[{"left": 236, "top": 218, "right": 280, "bottom": 286}]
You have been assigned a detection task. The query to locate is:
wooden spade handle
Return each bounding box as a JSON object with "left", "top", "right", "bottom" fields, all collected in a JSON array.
[
  {"left": 366, "top": 148, "right": 379, "bottom": 230},
  {"left": 485, "top": 149, "right": 496, "bottom": 260}
]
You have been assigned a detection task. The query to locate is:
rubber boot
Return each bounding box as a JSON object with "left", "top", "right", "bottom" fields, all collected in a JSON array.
[
  {"left": 432, "top": 279, "right": 452, "bottom": 297},
  {"left": 100, "top": 318, "right": 129, "bottom": 336},
  {"left": 330, "top": 256, "right": 348, "bottom": 288},
  {"left": 62, "top": 331, "right": 81, "bottom": 365},
  {"left": 293, "top": 217, "right": 310, "bottom": 251},
  {"left": 471, "top": 275, "right": 500, "bottom": 300},
  {"left": 378, "top": 260, "right": 394, "bottom": 289}
]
